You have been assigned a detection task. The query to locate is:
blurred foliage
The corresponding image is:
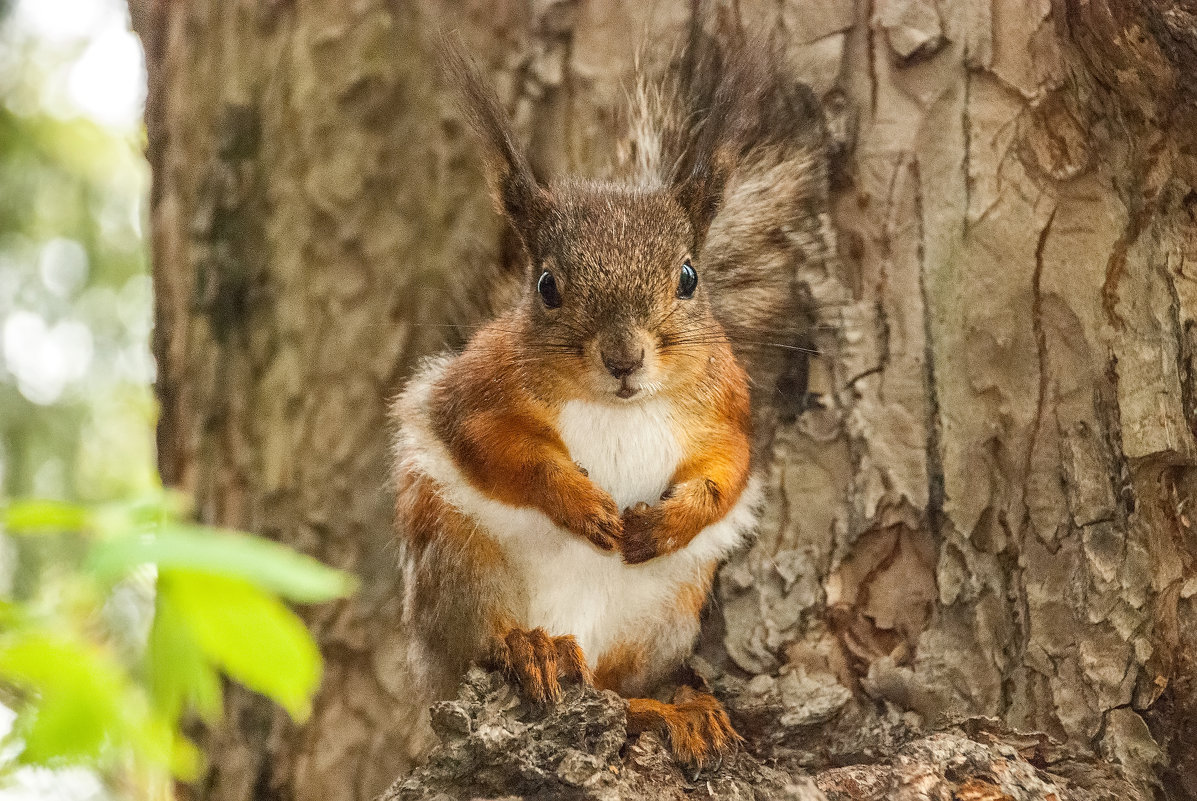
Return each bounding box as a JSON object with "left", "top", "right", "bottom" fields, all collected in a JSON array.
[
  {"left": 0, "top": 492, "right": 356, "bottom": 792},
  {"left": 0, "top": 3, "right": 360, "bottom": 799},
  {"left": 0, "top": 0, "right": 155, "bottom": 502}
]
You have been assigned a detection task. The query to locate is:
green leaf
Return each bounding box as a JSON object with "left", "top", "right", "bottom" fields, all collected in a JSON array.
[
  {"left": 160, "top": 571, "right": 323, "bottom": 721},
  {"left": 147, "top": 584, "right": 222, "bottom": 724},
  {"left": 90, "top": 526, "right": 356, "bottom": 603},
  {"left": 167, "top": 729, "right": 202, "bottom": 781},
  {"left": 2, "top": 500, "right": 90, "bottom": 535},
  {"left": 0, "top": 633, "right": 127, "bottom": 765},
  {"left": 90, "top": 496, "right": 167, "bottom": 535}
]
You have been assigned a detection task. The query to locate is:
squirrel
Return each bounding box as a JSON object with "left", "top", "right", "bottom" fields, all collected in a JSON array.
[{"left": 390, "top": 19, "right": 825, "bottom": 773}]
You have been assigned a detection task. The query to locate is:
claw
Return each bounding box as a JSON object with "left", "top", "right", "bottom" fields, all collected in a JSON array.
[
  {"left": 626, "top": 691, "right": 741, "bottom": 774},
  {"left": 489, "top": 627, "right": 591, "bottom": 704}
]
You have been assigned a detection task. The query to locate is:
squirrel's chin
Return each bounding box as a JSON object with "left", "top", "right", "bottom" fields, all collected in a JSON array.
[
  {"left": 576, "top": 374, "right": 660, "bottom": 403},
  {"left": 579, "top": 383, "right": 649, "bottom": 403},
  {"left": 610, "top": 382, "right": 660, "bottom": 403}
]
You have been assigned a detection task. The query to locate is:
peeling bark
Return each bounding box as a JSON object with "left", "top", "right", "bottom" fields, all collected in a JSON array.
[
  {"left": 385, "top": 667, "right": 1142, "bottom": 801},
  {"left": 135, "top": 1, "right": 1197, "bottom": 799}
]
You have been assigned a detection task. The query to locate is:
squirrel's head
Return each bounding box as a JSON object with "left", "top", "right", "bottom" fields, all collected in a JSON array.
[
  {"left": 444, "top": 37, "right": 747, "bottom": 403},
  {"left": 517, "top": 182, "right": 722, "bottom": 402}
]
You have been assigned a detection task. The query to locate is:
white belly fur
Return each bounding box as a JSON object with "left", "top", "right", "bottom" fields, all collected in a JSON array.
[
  {"left": 556, "top": 398, "right": 680, "bottom": 510},
  {"left": 395, "top": 357, "right": 761, "bottom": 662}
]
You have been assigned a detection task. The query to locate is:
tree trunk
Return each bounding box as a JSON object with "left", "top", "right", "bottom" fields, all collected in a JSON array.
[{"left": 133, "top": 1, "right": 1197, "bottom": 800}]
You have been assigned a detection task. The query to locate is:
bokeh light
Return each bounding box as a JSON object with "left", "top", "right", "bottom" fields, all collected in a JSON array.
[{"left": 0, "top": 0, "right": 154, "bottom": 797}]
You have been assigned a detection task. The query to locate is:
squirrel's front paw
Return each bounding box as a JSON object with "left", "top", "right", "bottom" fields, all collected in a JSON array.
[
  {"left": 621, "top": 501, "right": 670, "bottom": 564},
  {"left": 570, "top": 491, "right": 623, "bottom": 551},
  {"left": 488, "top": 627, "right": 591, "bottom": 704}
]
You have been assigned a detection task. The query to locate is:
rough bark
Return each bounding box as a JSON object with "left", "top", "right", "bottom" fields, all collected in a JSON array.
[
  {"left": 385, "top": 667, "right": 1140, "bottom": 801},
  {"left": 133, "top": 0, "right": 1197, "bottom": 800}
]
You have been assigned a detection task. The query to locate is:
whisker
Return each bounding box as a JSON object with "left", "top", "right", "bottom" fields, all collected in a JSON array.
[
  {"left": 662, "top": 335, "right": 730, "bottom": 343},
  {"left": 734, "top": 340, "right": 822, "bottom": 354},
  {"left": 662, "top": 337, "right": 823, "bottom": 355},
  {"left": 668, "top": 327, "right": 726, "bottom": 336},
  {"left": 652, "top": 301, "right": 686, "bottom": 330}
]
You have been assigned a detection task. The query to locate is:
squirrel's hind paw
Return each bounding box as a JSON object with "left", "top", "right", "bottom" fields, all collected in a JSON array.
[
  {"left": 627, "top": 688, "right": 743, "bottom": 772},
  {"left": 489, "top": 627, "right": 592, "bottom": 704}
]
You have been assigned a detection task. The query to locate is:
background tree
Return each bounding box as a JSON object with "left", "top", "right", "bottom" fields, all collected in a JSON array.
[
  {"left": 131, "top": 0, "right": 1197, "bottom": 799},
  {"left": 0, "top": 6, "right": 354, "bottom": 798}
]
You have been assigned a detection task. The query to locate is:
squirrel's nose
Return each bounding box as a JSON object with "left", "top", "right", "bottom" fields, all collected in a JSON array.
[{"left": 602, "top": 348, "right": 644, "bottom": 380}]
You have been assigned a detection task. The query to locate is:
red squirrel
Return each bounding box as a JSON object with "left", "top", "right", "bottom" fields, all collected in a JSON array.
[{"left": 392, "top": 26, "right": 820, "bottom": 771}]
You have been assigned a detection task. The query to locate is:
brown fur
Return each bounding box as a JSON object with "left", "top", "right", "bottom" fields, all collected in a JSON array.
[
  {"left": 675, "top": 565, "right": 717, "bottom": 619},
  {"left": 395, "top": 468, "right": 510, "bottom": 674},
  {"left": 594, "top": 641, "right": 649, "bottom": 694}
]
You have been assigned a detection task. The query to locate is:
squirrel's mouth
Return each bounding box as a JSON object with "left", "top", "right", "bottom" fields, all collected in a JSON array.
[{"left": 615, "top": 381, "right": 639, "bottom": 399}]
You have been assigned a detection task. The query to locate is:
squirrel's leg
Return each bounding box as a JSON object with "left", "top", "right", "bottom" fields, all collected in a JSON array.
[
  {"left": 621, "top": 433, "right": 750, "bottom": 564},
  {"left": 443, "top": 409, "right": 623, "bottom": 550},
  {"left": 626, "top": 687, "right": 742, "bottom": 769},
  {"left": 527, "top": 457, "right": 623, "bottom": 551},
  {"left": 485, "top": 623, "right": 592, "bottom": 704}
]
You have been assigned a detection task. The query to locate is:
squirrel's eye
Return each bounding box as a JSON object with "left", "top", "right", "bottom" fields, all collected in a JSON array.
[
  {"left": 537, "top": 270, "right": 562, "bottom": 309},
  {"left": 677, "top": 259, "right": 698, "bottom": 299}
]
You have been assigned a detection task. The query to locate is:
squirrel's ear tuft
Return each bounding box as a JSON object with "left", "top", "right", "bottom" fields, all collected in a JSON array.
[
  {"left": 440, "top": 32, "right": 551, "bottom": 254},
  {"left": 671, "top": 32, "right": 770, "bottom": 247},
  {"left": 672, "top": 152, "right": 735, "bottom": 247}
]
